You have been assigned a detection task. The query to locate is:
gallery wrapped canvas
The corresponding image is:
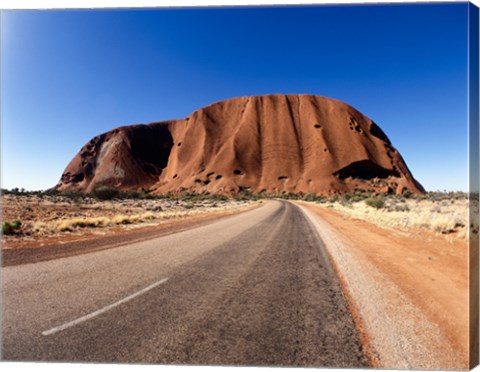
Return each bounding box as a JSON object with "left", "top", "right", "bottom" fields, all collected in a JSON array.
[{"left": 1, "top": 1, "right": 479, "bottom": 371}]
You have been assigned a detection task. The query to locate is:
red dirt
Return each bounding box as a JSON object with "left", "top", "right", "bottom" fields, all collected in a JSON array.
[{"left": 303, "top": 203, "right": 469, "bottom": 368}]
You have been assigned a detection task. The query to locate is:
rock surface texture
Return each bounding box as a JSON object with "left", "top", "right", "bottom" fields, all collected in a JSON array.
[{"left": 56, "top": 94, "right": 424, "bottom": 196}]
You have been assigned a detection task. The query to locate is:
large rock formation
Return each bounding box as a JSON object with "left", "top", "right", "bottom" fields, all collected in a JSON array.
[{"left": 56, "top": 94, "right": 424, "bottom": 196}]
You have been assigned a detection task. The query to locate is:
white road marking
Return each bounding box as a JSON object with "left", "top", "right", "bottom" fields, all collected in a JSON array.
[{"left": 42, "top": 277, "right": 169, "bottom": 336}]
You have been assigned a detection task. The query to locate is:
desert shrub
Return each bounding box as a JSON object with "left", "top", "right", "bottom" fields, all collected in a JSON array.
[
  {"left": 159, "top": 192, "right": 178, "bottom": 201},
  {"left": 2, "top": 222, "right": 14, "bottom": 235},
  {"left": 234, "top": 188, "right": 269, "bottom": 201},
  {"left": 303, "top": 193, "right": 318, "bottom": 202},
  {"left": 235, "top": 190, "right": 254, "bottom": 201},
  {"left": 328, "top": 195, "right": 339, "bottom": 203},
  {"left": 43, "top": 188, "right": 61, "bottom": 197},
  {"left": 111, "top": 215, "right": 134, "bottom": 225},
  {"left": 138, "top": 189, "right": 155, "bottom": 199},
  {"left": 343, "top": 191, "right": 368, "bottom": 204},
  {"left": 402, "top": 190, "right": 414, "bottom": 199},
  {"left": 61, "top": 190, "right": 86, "bottom": 202},
  {"left": 340, "top": 201, "right": 352, "bottom": 208},
  {"left": 253, "top": 191, "right": 267, "bottom": 200},
  {"left": 57, "top": 217, "right": 109, "bottom": 232},
  {"left": 124, "top": 190, "right": 141, "bottom": 199},
  {"left": 92, "top": 185, "right": 120, "bottom": 200},
  {"left": 339, "top": 196, "right": 353, "bottom": 207},
  {"left": 2, "top": 219, "right": 21, "bottom": 235},
  {"left": 212, "top": 194, "right": 229, "bottom": 201},
  {"left": 123, "top": 190, "right": 154, "bottom": 199},
  {"left": 342, "top": 193, "right": 352, "bottom": 201},
  {"left": 365, "top": 196, "right": 385, "bottom": 209},
  {"left": 394, "top": 204, "right": 410, "bottom": 212},
  {"left": 275, "top": 192, "right": 299, "bottom": 200}
]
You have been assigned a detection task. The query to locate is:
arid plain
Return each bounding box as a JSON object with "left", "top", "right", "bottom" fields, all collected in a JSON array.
[
  {"left": 1, "top": 189, "right": 473, "bottom": 369},
  {"left": 1, "top": 95, "right": 475, "bottom": 369}
]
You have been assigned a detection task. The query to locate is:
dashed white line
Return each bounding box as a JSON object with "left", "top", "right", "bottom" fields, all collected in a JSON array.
[{"left": 42, "top": 277, "right": 169, "bottom": 336}]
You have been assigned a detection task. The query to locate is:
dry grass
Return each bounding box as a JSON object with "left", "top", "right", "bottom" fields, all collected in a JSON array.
[
  {"left": 2, "top": 194, "right": 254, "bottom": 241},
  {"left": 3, "top": 191, "right": 475, "bottom": 243},
  {"left": 56, "top": 217, "right": 110, "bottom": 231},
  {"left": 316, "top": 197, "right": 469, "bottom": 240},
  {"left": 31, "top": 204, "right": 253, "bottom": 235}
]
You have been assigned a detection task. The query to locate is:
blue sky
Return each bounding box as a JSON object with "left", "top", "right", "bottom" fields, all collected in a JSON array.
[{"left": 1, "top": 2, "right": 471, "bottom": 191}]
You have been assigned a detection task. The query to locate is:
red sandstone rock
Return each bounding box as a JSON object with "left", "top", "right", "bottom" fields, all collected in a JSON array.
[{"left": 56, "top": 94, "right": 424, "bottom": 196}]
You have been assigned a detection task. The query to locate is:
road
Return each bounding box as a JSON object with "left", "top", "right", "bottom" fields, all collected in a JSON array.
[{"left": 1, "top": 200, "right": 367, "bottom": 367}]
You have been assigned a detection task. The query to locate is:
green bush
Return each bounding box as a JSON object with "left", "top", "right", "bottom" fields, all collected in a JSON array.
[
  {"left": 12, "top": 219, "right": 21, "bottom": 229},
  {"left": 2, "top": 222, "right": 13, "bottom": 235},
  {"left": 92, "top": 185, "right": 120, "bottom": 200},
  {"left": 365, "top": 196, "right": 385, "bottom": 209},
  {"left": 346, "top": 190, "right": 371, "bottom": 202},
  {"left": 2, "top": 219, "right": 21, "bottom": 235}
]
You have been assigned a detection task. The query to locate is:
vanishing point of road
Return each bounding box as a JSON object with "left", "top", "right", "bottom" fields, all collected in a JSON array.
[{"left": 1, "top": 200, "right": 367, "bottom": 367}]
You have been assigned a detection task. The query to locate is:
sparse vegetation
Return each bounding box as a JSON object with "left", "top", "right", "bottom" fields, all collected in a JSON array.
[
  {"left": 306, "top": 191, "right": 470, "bottom": 239},
  {"left": 1, "top": 187, "right": 475, "bottom": 242},
  {"left": 1, "top": 190, "right": 255, "bottom": 243},
  {"left": 2, "top": 220, "right": 21, "bottom": 235},
  {"left": 365, "top": 196, "right": 385, "bottom": 209},
  {"left": 57, "top": 217, "right": 109, "bottom": 232},
  {"left": 302, "top": 193, "right": 318, "bottom": 202},
  {"left": 32, "top": 203, "right": 253, "bottom": 235},
  {"left": 393, "top": 204, "right": 410, "bottom": 212},
  {"left": 92, "top": 185, "right": 120, "bottom": 200}
]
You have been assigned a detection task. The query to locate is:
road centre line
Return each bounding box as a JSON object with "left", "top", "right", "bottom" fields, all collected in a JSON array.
[{"left": 42, "top": 277, "right": 169, "bottom": 336}]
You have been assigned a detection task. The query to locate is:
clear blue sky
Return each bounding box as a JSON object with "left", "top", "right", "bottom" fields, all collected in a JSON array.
[{"left": 1, "top": 2, "right": 471, "bottom": 191}]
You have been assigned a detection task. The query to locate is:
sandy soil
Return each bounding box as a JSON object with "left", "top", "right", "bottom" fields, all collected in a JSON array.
[{"left": 299, "top": 201, "right": 469, "bottom": 369}]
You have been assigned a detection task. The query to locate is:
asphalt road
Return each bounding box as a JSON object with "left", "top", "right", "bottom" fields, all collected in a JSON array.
[{"left": 1, "top": 200, "right": 367, "bottom": 367}]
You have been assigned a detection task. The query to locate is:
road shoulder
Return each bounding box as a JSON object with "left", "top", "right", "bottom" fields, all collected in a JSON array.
[{"left": 296, "top": 201, "right": 468, "bottom": 370}]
